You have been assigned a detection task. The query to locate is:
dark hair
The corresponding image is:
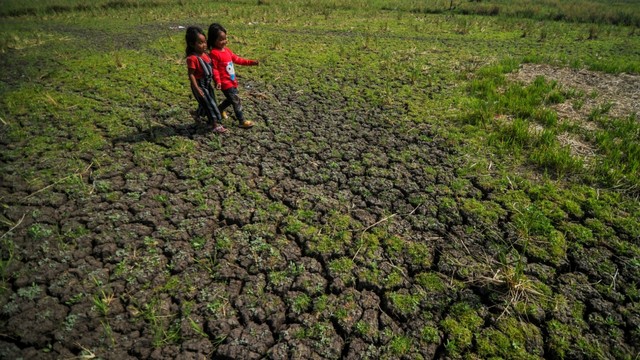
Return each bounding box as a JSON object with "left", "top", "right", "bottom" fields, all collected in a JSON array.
[
  {"left": 207, "top": 23, "right": 227, "bottom": 49},
  {"left": 185, "top": 26, "right": 205, "bottom": 57}
]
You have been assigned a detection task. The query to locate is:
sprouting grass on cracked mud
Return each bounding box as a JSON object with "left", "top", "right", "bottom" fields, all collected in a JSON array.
[{"left": 1, "top": 0, "right": 639, "bottom": 359}]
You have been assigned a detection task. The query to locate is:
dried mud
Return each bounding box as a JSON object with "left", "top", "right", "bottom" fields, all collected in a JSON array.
[{"left": 1, "top": 71, "right": 639, "bottom": 359}]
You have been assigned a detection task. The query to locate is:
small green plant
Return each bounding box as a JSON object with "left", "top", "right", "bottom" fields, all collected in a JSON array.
[
  {"left": 421, "top": 325, "right": 440, "bottom": 343},
  {"left": 190, "top": 236, "right": 206, "bottom": 250},
  {"left": 196, "top": 254, "right": 219, "bottom": 278},
  {"left": 27, "top": 223, "right": 53, "bottom": 240},
  {"left": 441, "top": 302, "right": 484, "bottom": 356},
  {"left": 100, "top": 319, "right": 115, "bottom": 346},
  {"left": 355, "top": 320, "right": 371, "bottom": 336},
  {"left": 189, "top": 317, "right": 208, "bottom": 338},
  {"left": 290, "top": 293, "right": 311, "bottom": 314},
  {"left": 17, "top": 283, "right": 42, "bottom": 300},
  {"left": 65, "top": 293, "right": 85, "bottom": 305},
  {"left": 387, "top": 291, "right": 421, "bottom": 317},
  {"left": 387, "top": 335, "right": 413, "bottom": 356},
  {"left": 93, "top": 290, "right": 115, "bottom": 316}
]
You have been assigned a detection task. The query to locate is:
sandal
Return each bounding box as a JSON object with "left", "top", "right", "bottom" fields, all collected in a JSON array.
[
  {"left": 239, "top": 120, "right": 254, "bottom": 129},
  {"left": 213, "top": 125, "right": 227, "bottom": 133}
]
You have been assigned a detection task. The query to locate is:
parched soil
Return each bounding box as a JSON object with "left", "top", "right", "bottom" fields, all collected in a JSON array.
[{"left": 1, "top": 71, "right": 639, "bottom": 359}]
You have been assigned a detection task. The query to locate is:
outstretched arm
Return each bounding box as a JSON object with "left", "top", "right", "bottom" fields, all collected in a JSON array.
[{"left": 231, "top": 51, "right": 259, "bottom": 66}]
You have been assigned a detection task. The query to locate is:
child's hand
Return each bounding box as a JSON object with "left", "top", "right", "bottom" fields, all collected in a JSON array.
[
  {"left": 198, "top": 88, "right": 204, "bottom": 98},
  {"left": 254, "top": 60, "right": 260, "bottom": 66},
  {"left": 216, "top": 83, "right": 222, "bottom": 90}
]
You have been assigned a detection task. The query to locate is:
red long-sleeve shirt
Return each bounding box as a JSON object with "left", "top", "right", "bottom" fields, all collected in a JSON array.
[
  {"left": 186, "top": 53, "right": 212, "bottom": 80},
  {"left": 209, "top": 47, "right": 257, "bottom": 90}
]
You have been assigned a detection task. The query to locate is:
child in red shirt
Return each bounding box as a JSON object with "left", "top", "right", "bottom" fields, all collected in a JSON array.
[
  {"left": 185, "top": 26, "right": 226, "bottom": 133},
  {"left": 207, "top": 23, "right": 259, "bottom": 129}
]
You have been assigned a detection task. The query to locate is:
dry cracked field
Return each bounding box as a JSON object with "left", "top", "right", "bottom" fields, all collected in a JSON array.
[{"left": 1, "top": 1, "right": 640, "bottom": 359}]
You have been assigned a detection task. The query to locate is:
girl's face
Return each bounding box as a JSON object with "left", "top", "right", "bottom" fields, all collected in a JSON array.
[
  {"left": 213, "top": 31, "right": 227, "bottom": 49},
  {"left": 193, "top": 33, "right": 207, "bottom": 54}
]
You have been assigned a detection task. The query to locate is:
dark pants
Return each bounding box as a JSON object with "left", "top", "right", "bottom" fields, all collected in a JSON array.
[
  {"left": 193, "top": 78, "right": 221, "bottom": 125},
  {"left": 219, "top": 87, "right": 244, "bottom": 124}
]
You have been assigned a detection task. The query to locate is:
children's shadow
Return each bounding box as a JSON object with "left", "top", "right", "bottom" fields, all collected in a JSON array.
[{"left": 113, "top": 121, "right": 214, "bottom": 144}]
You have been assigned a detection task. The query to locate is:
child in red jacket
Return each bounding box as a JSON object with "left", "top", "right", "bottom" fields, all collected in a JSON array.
[{"left": 207, "top": 23, "right": 259, "bottom": 129}]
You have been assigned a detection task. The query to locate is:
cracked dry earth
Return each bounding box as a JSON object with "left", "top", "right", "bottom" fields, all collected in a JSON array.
[{"left": 1, "top": 76, "right": 638, "bottom": 359}]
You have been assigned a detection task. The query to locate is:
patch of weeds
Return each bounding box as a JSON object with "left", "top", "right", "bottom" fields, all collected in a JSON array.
[
  {"left": 561, "top": 222, "right": 595, "bottom": 246},
  {"left": 382, "top": 234, "right": 404, "bottom": 258},
  {"left": 387, "top": 291, "right": 421, "bottom": 318},
  {"left": 195, "top": 254, "right": 219, "bottom": 279},
  {"left": 512, "top": 204, "right": 566, "bottom": 265},
  {"left": 529, "top": 142, "right": 584, "bottom": 178},
  {"left": 93, "top": 290, "right": 115, "bottom": 317},
  {"left": 476, "top": 328, "right": 520, "bottom": 358},
  {"left": 190, "top": 235, "right": 206, "bottom": 251},
  {"left": 289, "top": 293, "right": 311, "bottom": 314},
  {"left": 247, "top": 235, "right": 282, "bottom": 270},
  {"left": 583, "top": 218, "right": 616, "bottom": 239},
  {"left": 183, "top": 157, "right": 215, "bottom": 182},
  {"left": 93, "top": 180, "right": 111, "bottom": 193},
  {"left": 307, "top": 232, "right": 345, "bottom": 257},
  {"left": 421, "top": 325, "right": 440, "bottom": 344},
  {"left": 142, "top": 298, "right": 181, "bottom": 347},
  {"left": 383, "top": 269, "right": 405, "bottom": 288},
  {"left": 100, "top": 319, "right": 116, "bottom": 346},
  {"left": 415, "top": 272, "right": 446, "bottom": 292},
  {"left": 352, "top": 228, "right": 383, "bottom": 261},
  {"left": 312, "top": 294, "right": 329, "bottom": 314},
  {"left": 460, "top": 198, "right": 506, "bottom": 227},
  {"left": 63, "top": 224, "right": 90, "bottom": 242},
  {"left": 158, "top": 275, "right": 181, "bottom": 293},
  {"left": 253, "top": 201, "right": 289, "bottom": 223},
  {"left": 65, "top": 292, "right": 85, "bottom": 305},
  {"left": 356, "top": 260, "right": 384, "bottom": 289},
  {"left": 203, "top": 290, "right": 231, "bottom": 318},
  {"left": 189, "top": 317, "right": 207, "bottom": 338},
  {"left": 624, "top": 282, "right": 639, "bottom": 302},
  {"left": 328, "top": 257, "right": 356, "bottom": 286},
  {"left": 17, "top": 282, "right": 42, "bottom": 300},
  {"left": 27, "top": 223, "right": 53, "bottom": 240},
  {"left": 546, "top": 319, "right": 606, "bottom": 359},
  {"left": 561, "top": 197, "right": 584, "bottom": 219},
  {"left": 534, "top": 198, "right": 568, "bottom": 222},
  {"left": 586, "top": 112, "right": 640, "bottom": 189},
  {"left": 59, "top": 172, "right": 94, "bottom": 199},
  {"left": 354, "top": 320, "right": 372, "bottom": 337},
  {"left": 489, "top": 117, "right": 535, "bottom": 154},
  {"left": 406, "top": 241, "right": 433, "bottom": 269},
  {"left": 63, "top": 313, "right": 80, "bottom": 332},
  {"left": 385, "top": 334, "right": 413, "bottom": 357},
  {"left": 440, "top": 302, "right": 484, "bottom": 357}
]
